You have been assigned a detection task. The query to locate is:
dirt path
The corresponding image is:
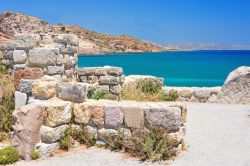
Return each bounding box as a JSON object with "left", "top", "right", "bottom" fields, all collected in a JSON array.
[{"left": 14, "top": 103, "right": 250, "bottom": 166}]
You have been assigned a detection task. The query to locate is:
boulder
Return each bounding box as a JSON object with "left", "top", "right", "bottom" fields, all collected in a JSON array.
[
  {"left": 28, "top": 48, "right": 63, "bottom": 67},
  {"left": 219, "top": 66, "right": 250, "bottom": 104},
  {"left": 56, "top": 83, "right": 88, "bottom": 103},
  {"left": 104, "top": 106, "right": 124, "bottom": 128},
  {"left": 13, "top": 50, "right": 27, "bottom": 64},
  {"left": 54, "top": 34, "right": 79, "bottom": 46},
  {"left": 12, "top": 104, "right": 45, "bottom": 160},
  {"left": 40, "top": 125, "right": 67, "bottom": 143},
  {"left": 14, "top": 91, "right": 27, "bottom": 109},
  {"left": 145, "top": 107, "right": 182, "bottom": 132}
]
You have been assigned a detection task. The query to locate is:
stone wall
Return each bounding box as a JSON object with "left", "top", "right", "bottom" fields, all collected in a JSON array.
[
  {"left": 13, "top": 75, "right": 186, "bottom": 158},
  {"left": 0, "top": 33, "right": 79, "bottom": 90},
  {"left": 77, "top": 66, "right": 124, "bottom": 99},
  {"left": 162, "top": 86, "right": 221, "bottom": 103}
]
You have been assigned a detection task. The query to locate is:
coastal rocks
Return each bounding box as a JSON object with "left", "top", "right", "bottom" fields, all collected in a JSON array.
[
  {"left": 145, "top": 107, "right": 182, "bottom": 132},
  {"left": 40, "top": 125, "right": 67, "bottom": 143},
  {"left": 56, "top": 83, "right": 88, "bottom": 103},
  {"left": 219, "top": 66, "right": 250, "bottom": 104},
  {"left": 14, "top": 67, "right": 43, "bottom": 90},
  {"left": 12, "top": 104, "right": 45, "bottom": 160}
]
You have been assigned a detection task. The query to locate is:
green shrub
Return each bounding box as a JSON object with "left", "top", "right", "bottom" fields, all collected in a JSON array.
[
  {"left": 124, "top": 127, "right": 178, "bottom": 161},
  {"left": 0, "top": 132, "right": 10, "bottom": 143},
  {"left": 0, "top": 65, "right": 6, "bottom": 75},
  {"left": 72, "top": 127, "right": 96, "bottom": 147},
  {"left": 30, "top": 151, "right": 40, "bottom": 160},
  {"left": 0, "top": 96, "right": 15, "bottom": 133},
  {"left": 87, "top": 87, "right": 106, "bottom": 100},
  {"left": 0, "top": 147, "right": 19, "bottom": 164},
  {"left": 137, "top": 79, "right": 161, "bottom": 94},
  {"left": 59, "top": 127, "right": 73, "bottom": 150},
  {"left": 104, "top": 129, "right": 124, "bottom": 150},
  {"left": 158, "top": 89, "right": 178, "bottom": 101}
]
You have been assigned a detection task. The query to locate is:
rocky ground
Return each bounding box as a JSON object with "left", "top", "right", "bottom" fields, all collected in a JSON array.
[{"left": 12, "top": 102, "right": 250, "bottom": 166}]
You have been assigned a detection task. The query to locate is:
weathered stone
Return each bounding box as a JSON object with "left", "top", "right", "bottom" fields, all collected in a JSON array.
[
  {"left": 56, "top": 83, "right": 88, "bottom": 103},
  {"left": 104, "top": 106, "right": 124, "bottom": 128},
  {"left": 13, "top": 64, "right": 26, "bottom": 70},
  {"left": 73, "top": 103, "right": 90, "bottom": 124},
  {"left": 110, "top": 85, "right": 122, "bottom": 94},
  {"left": 41, "top": 35, "right": 53, "bottom": 45},
  {"left": 4, "top": 34, "right": 40, "bottom": 50},
  {"left": 29, "top": 48, "right": 63, "bottom": 67},
  {"left": 42, "top": 99, "right": 72, "bottom": 127},
  {"left": 85, "top": 126, "right": 98, "bottom": 139},
  {"left": 19, "top": 79, "right": 36, "bottom": 94},
  {"left": 208, "top": 94, "right": 219, "bottom": 103},
  {"left": 119, "top": 128, "right": 132, "bottom": 140},
  {"left": 124, "top": 107, "right": 144, "bottom": 129},
  {"left": 54, "top": 34, "right": 79, "bottom": 46},
  {"left": 179, "top": 89, "right": 193, "bottom": 99},
  {"left": 36, "top": 142, "right": 59, "bottom": 159},
  {"left": 105, "top": 66, "right": 123, "bottom": 76},
  {"left": 51, "top": 43, "right": 65, "bottom": 54},
  {"left": 98, "top": 128, "right": 117, "bottom": 142},
  {"left": 0, "top": 51, "right": 3, "bottom": 60},
  {"left": 99, "top": 76, "right": 119, "bottom": 85},
  {"left": 145, "top": 107, "right": 182, "bottom": 132},
  {"left": 0, "top": 59, "right": 9, "bottom": 66},
  {"left": 94, "top": 68, "right": 107, "bottom": 76},
  {"left": 79, "top": 76, "right": 88, "bottom": 83},
  {"left": 87, "top": 75, "right": 98, "bottom": 84},
  {"left": 194, "top": 88, "right": 211, "bottom": 100},
  {"left": 89, "top": 104, "right": 105, "bottom": 126},
  {"left": 32, "top": 79, "right": 57, "bottom": 99},
  {"left": 169, "top": 126, "right": 186, "bottom": 143},
  {"left": 65, "top": 69, "right": 74, "bottom": 78},
  {"left": 47, "top": 65, "right": 64, "bottom": 75},
  {"left": 189, "top": 96, "right": 199, "bottom": 102},
  {"left": 77, "top": 67, "right": 94, "bottom": 76},
  {"left": 64, "top": 44, "right": 78, "bottom": 54},
  {"left": 12, "top": 104, "right": 45, "bottom": 160},
  {"left": 219, "top": 66, "right": 250, "bottom": 104},
  {"left": 40, "top": 125, "right": 67, "bottom": 143},
  {"left": 3, "top": 50, "right": 13, "bottom": 60},
  {"left": 14, "top": 91, "right": 27, "bottom": 109},
  {"left": 13, "top": 50, "right": 27, "bottom": 64},
  {"left": 14, "top": 67, "right": 43, "bottom": 90}
]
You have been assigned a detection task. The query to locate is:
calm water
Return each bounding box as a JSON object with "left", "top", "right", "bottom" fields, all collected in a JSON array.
[{"left": 78, "top": 50, "right": 250, "bottom": 87}]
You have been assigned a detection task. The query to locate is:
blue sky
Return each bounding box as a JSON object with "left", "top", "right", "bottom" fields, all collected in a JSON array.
[{"left": 1, "top": 0, "right": 250, "bottom": 45}]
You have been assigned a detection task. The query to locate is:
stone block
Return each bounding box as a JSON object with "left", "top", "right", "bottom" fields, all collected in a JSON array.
[
  {"left": 13, "top": 64, "right": 27, "bottom": 70},
  {"left": 42, "top": 99, "right": 72, "bottom": 127},
  {"left": 169, "top": 126, "right": 186, "bottom": 143},
  {"left": 87, "top": 75, "right": 98, "bottom": 84},
  {"left": 85, "top": 126, "right": 98, "bottom": 139},
  {"left": 40, "top": 125, "right": 67, "bottom": 143},
  {"left": 89, "top": 104, "right": 105, "bottom": 126},
  {"left": 94, "top": 68, "right": 107, "bottom": 76},
  {"left": 110, "top": 85, "right": 122, "bottom": 94},
  {"left": 41, "top": 35, "right": 53, "bottom": 45},
  {"left": 36, "top": 142, "right": 59, "bottom": 159},
  {"left": 13, "top": 50, "right": 27, "bottom": 64},
  {"left": 99, "top": 76, "right": 119, "bottom": 85},
  {"left": 96, "top": 85, "right": 110, "bottom": 93},
  {"left": 32, "top": 80, "right": 57, "bottom": 99},
  {"left": 47, "top": 65, "right": 64, "bottom": 75},
  {"left": 124, "top": 107, "right": 145, "bottom": 129},
  {"left": 19, "top": 79, "right": 36, "bottom": 94},
  {"left": 28, "top": 48, "right": 63, "bottom": 67},
  {"left": 105, "top": 66, "right": 123, "bottom": 76},
  {"left": 145, "top": 107, "right": 182, "bottom": 132},
  {"left": 64, "top": 44, "right": 78, "bottom": 54},
  {"left": 104, "top": 106, "right": 124, "bottom": 128},
  {"left": 77, "top": 67, "right": 94, "bottom": 76},
  {"left": 73, "top": 103, "right": 90, "bottom": 124},
  {"left": 56, "top": 83, "right": 88, "bottom": 103},
  {"left": 98, "top": 128, "right": 117, "bottom": 142},
  {"left": 3, "top": 50, "right": 13, "bottom": 60},
  {"left": 54, "top": 34, "right": 79, "bottom": 46},
  {"left": 79, "top": 76, "right": 88, "bottom": 83},
  {"left": 194, "top": 88, "right": 211, "bottom": 100},
  {"left": 14, "top": 91, "right": 27, "bottom": 109}
]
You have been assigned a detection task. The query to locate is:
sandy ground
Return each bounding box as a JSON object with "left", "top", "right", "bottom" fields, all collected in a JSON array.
[{"left": 13, "top": 103, "right": 250, "bottom": 166}]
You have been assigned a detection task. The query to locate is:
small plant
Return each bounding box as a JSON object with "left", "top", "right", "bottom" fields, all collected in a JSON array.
[
  {"left": 0, "top": 96, "right": 15, "bottom": 133},
  {"left": 59, "top": 127, "right": 73, "bottom": 151},
  {"left": 87, "top": 87, "right": 106, "bottom": 100},
  {"left": 124, "top": 126, "right": 178, "bottom": 161},
  {"left": 104, "top": 129, "right": 124, "bottom": 150},
  {"left": 0, "top": 147, "right": 19, "bottom": 164},
  {"left": 0, "top": 132, "right": 11, "bottom": 142},
  {"left": 72, "top": 126, "right": 96, "bottom": 147},
  {"left": 0, "top": 65, "right": 6, "bottom": 75},
  {"left": 30, "top": 151, "right": 40, "bottom": 160},
  {"left": 137, "top": 79, "right": 161, "bottom": 94}
]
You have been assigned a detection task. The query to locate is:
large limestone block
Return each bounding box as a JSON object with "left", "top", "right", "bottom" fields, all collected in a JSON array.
[
  {"left": 56, "top": 83, "right": 88, "bottom": 103},
  {"left": 54, "top": 34, "right": 79, "bottom": 46},
  {"left": 47, "top": 65, "right": 64, "bottom": 75},
  {"left": 99, "top": 76, "right": 119, "bottom": 85},
  {"left": 36, "top": 142, "right": 59, "bottom": 159},
  {"left": 145, "top": 107, "right": 182, "bottom": 132},
  {"left": 104, "top": 106, "right": 124, "bottom": 128},
  {"left": 14, "top": 91, "right": 27, "bottom": 109},
  {"left": 77, "top": 67, "right": 94, "bottom": 76},
  {"left": 104, "top": 66, "right": 123, "bottom": 76},
  {"left": 32, "top": 80, "right": 57, "bottom": 99},
  {"left": 40, "top": 125, "right": 67, "bottom": 143},
  {"left": 19, "top": 79, "right": 36, "bottom": 94},
  {"left": 13, "top": 50, "right": 27, "bottom": 64},
  {"left": 42, "top": 99, "right": 72, "bottom": 127},
  {"left": 14, "top": 67, "right": 43, "bottom": 90},
  {"left": 73, "top": 103, "right": 91, "bottom": 124},
  {"left": 89, "top": 104, "right": 105, "bottom": 126},
  {"left": 219, "top": 66, "right": 250, "bottom": 104},
  {"left": 28, "top": 48, "right": 63, "bottom": 67},
  {"left": 4, "top": 34, "right": 40, "bottom": 50},
  {"left": 12, "top": 104, "right": 45, "bottom": 160},
  {"left": 124, "top": 107, "right": 145, "bottom": 129}
]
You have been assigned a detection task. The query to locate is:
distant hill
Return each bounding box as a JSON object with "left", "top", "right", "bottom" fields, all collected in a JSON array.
[{"left": 0, "top": 11, "right": 166, "bottom": 54}]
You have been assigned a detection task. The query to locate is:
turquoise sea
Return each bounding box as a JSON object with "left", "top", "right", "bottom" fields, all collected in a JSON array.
[{"left": 78, "top": 50, "right": 250, "bottom": 87}]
